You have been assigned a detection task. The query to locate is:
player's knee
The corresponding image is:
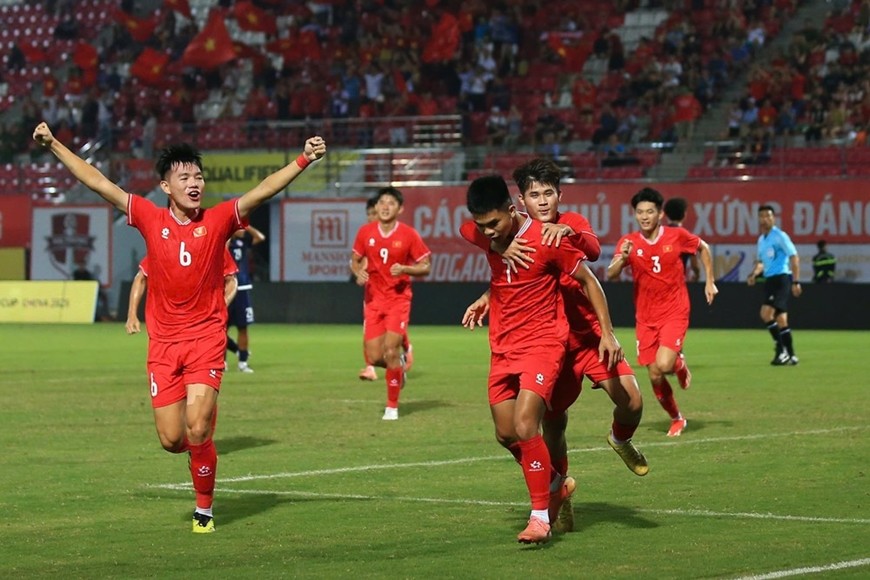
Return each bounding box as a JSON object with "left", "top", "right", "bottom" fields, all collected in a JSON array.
[
  {"left": 186, "top": 421, "right": 212, "bottom": 444},
  {"left": 495, "top": 431, "right": 516, "bottom": 449},
  {"left": 158, "top": 433, "right": 186, "bottom": 453}
]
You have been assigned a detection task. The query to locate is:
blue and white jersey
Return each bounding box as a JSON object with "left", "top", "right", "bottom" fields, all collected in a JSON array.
[
  {"left": 757, "top": 226, "right": 797, "bottom": 277},
  {"left": 229, "top": 235, "right": 253, "bottom": 290}
]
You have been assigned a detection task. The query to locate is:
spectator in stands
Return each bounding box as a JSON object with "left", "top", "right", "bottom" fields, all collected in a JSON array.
[
  {"left": 592, "top": 103, "right": 619, "bottom": 147},
  {"left": 804, "top": 98, "right": 827, "bottom": 142},
  {"left": 486, "top": 106, "right": 508, "bottom": 146},
  {"left": 53, "top": 4, "right": 79, "bottom": 40},
  {"left": 812, "top": 240, "right": 836, "bottom": 283},
  {"left": 0, "top": 123, "right": 16, "bottom": 164},
  {"left": 7, "top": 43, "right": 25, "bottom": 72}
]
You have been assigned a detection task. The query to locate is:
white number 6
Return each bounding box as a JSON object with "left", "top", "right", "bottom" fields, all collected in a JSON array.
[{"left": 179, "top": 242, "right": 192, "bottom": 267}]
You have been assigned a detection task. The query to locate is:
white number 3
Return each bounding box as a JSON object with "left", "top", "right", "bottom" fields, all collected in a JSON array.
[{"left": 651, "top": 255, "right": 661, "bottom": 273}]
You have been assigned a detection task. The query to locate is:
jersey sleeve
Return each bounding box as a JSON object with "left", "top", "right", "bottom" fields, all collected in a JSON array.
[
  {"left": 779, "top": 231, "right": 798, "bottom": 257},
  {"left": 139, "top": 256, "right": 149, "bottom": 276},
  {"left": 408, "top": 228, "right": 432, "bottom": 263},
  {"left": 558, "top": 212, "right": 601, "bottom": 261},
  {"left": 352, "top": 224, "right": 368, "bottom": 257},
  {"left": 547, "top": 240, "right": 587, "bottom": 278},
  {"left": 675, "top": 227, "right": 701, "bottom": 255},
  {"left": 126, "top": 194, "right": 158, "bottom": 230},
  {"left": 459, "top": 220, "right": 490, "bottom": 251},
  {"left": 223, "top": 247, "right": 238, "bottom": 276}
]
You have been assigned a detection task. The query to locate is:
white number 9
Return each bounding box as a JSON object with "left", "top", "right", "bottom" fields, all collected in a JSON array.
[{"left": 379, "top": 247, "right": 388, "bottom": 264}]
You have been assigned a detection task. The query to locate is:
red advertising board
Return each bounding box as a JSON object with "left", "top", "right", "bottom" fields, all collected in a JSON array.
[
  {"left": 0, "top": 195, "right": 33, "bottom": 247},
  {"left": 398, "top": 179, "right": 870, "bottom": 282}
]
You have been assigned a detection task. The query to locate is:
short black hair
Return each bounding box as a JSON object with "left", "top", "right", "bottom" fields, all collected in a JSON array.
[
  {"left": 376, "top": 186, "right": 403, "bottom": 206},
  {"left": 512, "top": 158, "right": 562, "bottom": 196},
  {"left": 663, "top": 197, "right": 688, "bottom": 222},
  {"left": 759, "top": 204, "right": 776, "bottom": 214},
  {"left": 467, "top": 175, "right": 511, "bottom": 215},
  {"left": 155, "top": 144, "right": 203, "bottom": 180},
  {"left": 817, "top": 239, "right": 827, "bottom": 250},
  {"left": 630, "top": 187, "right": 664, "bottom": 209},
  {"left": 365, "top": 195, "right": 378, "bottom": 210}
]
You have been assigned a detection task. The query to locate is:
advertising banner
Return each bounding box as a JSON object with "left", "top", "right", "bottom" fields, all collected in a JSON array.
[
  {"left": 276, "top": 180, "right": 870, "bottom": 282},
  {"left": 0, "top": 195, "right": 33, "bottom": 247},
  {"left": 30, "top": 206, "right": 112, "bottom": 285},
  {"left": 0, "top": 280, "right": 98, "bottom": 323}
]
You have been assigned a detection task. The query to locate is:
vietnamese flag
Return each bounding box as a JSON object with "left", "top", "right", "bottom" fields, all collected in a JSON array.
[
  {"left": 233, "top": 1, "right": 277, "bottom": 35},
  {"left": 19, "top": 42, "right": 47, "bottom": 63},
  {"left": 181, "top": 9, "right": 237, "bottom": 70},
  {"left": 114, "top": 8, "right": 158, "bottom": 43},
  {"left": 422, "top": 12, "right": 459, "bottom": 63},
  {"left": 164, "top": 0, "right": 192, "bottom": 18},
  {"left": 131, "top": 48, "right": 170, "bottom": 86},
  {"left": 72, "top": 42, "right": 99, "bottom": 70}
]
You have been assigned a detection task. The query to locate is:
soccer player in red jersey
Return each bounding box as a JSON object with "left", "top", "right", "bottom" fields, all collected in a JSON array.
[
  {"left": 126, "top": 249, "right": 239, "bottom": 336},
  {"left": 607, "top": 187, "right": 717, "bottom": 438},
  {"left": 33, "top": 121, "right": 326, "bottom": 532},
  {"left": 350, "top": 187, "right": 431, "bottom": 420},
  {"left": 356, "top": 196, "right": 415, "bottom": 381},
  {"left": 460, "top": 175, "right": 623, "bottom": 544}
]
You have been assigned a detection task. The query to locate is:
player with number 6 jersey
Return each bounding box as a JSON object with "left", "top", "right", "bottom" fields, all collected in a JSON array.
[{"left": 33, "top": 120, "right": 326, "bottom": 534}]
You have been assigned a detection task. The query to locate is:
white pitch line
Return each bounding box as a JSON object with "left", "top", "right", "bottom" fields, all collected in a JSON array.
[
  {"left": 150, "top": 425, "right": 866, "bottom": 488},
  {"left": 732, "top": 557, "right": 870, "bottom": 579},
  {"left": 148, "top": 486, "right": 870, "bottom": 526}
]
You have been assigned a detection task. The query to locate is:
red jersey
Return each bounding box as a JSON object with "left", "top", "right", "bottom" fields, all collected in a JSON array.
[
  {"left": 615, "top": 225, "right": 700, "bottom": 325},
  {"left": 128, "top": 195, "right": 247, "bottom": 341},
  {"left": 139, "top": 247, "right": 237, "bottom": 278},
  {"left": 554, "top": 212, "right": 602, "bottom": 345},
  {"left": 352, "top": 221, "right": 431, "bottom": 304},
  {"left": 460, "top": 216, "right": 586, "bottom": 355}
]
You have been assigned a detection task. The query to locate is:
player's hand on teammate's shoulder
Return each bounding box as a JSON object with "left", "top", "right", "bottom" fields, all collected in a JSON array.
[
  {"left": 304, "top": 136, "right": 327, "bottom": 161},
  {"left": 500, "top": 237, "right": 535, "bottom": 273},
  {"left": 540, "top": 223, "right": 573, "bottom": 247},
  {"left": 32, "top": 122, "right": 54, "bottom": 147}
]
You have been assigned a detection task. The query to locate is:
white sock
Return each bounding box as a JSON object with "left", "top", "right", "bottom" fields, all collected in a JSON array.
[
  {"left": 531, "top": 509, "right": 549, "bottom": 523},
  {"left": 195, "top": 507, "right": 213, "bottom": 518}
]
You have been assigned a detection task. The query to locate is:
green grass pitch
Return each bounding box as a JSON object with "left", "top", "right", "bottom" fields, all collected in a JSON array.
[{"left": 1, "top": 323, "right": 868, "bottom": 579}]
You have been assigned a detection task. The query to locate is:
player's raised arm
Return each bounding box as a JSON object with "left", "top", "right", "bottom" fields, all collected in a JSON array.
[
  {"left": 33, "top": 122, "right": 130, "bottom": 213},
  {"left": 237, "top": 136, "right": 326, "bottom": 218}
]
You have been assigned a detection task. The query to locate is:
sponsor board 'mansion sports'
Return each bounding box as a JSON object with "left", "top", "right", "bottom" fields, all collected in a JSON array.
[{"left": 274, "top": 180, "right": 870, "bottom": 283}]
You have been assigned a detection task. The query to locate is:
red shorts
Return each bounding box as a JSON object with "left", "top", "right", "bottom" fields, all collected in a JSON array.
[
  {"left": 363, "top": 298, "right": 410, "bottom": 340},
  {"left": 548, "top": 338, "right": 635, "bottom": 418},
  {"left": 146, "top": 333, "right": 225, "bottom": 408},
  {"left": 635, "top": 316, "right": 689, "bottom": 367},
  {"left": 487, "top": 342, "right": 565, "bottom": 408}
]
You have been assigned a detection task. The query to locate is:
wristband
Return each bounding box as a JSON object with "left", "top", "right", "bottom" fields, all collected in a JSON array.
[{"left": 295, "top": 153, "right": 311, "bottom": 169}]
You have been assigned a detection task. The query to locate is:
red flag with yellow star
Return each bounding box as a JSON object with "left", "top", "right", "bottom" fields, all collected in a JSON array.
[
  {"left": 131, "top": 48, "right": 170, "bottom": 86},
  {"left": 181, "top": 9, "right": 237, "bottom": 70},
  {"left": 164, "top": 0, "right": 192, "bottom": 18},
  {"left": 232, "top": 1, "right": 276, "bottom": 35},
  {"left": 113, "top": 8, "right": 158, "bottom": 43}
]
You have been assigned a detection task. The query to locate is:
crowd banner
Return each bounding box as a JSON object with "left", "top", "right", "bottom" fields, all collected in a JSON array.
[
  {"left": 0, "top": 280, "right": 98, "bottom": 323},
  {"left": 30, "top": 206, "right": 112, "bottom": 285},
  {"left": 276, "top": 180, "right": 870, "bottom": 282}
]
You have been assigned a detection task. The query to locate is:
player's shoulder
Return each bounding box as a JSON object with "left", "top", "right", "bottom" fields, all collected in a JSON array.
[{"left": 556, "top": 210, "right": 592, "bottom": 229}]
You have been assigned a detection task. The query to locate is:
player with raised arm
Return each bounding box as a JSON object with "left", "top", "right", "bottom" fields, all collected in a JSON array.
[
  {"left": 350, "top": 187, "right": 431, "bottom": 420},
  {"left": 460, "top": 175, "right": 623, "bottom": 544},
  {"left": 607, "top": 187, "right": 717, "bottom": 437},
  {"left": 34, "top": 121, "right": 325, "bottom": 532}
]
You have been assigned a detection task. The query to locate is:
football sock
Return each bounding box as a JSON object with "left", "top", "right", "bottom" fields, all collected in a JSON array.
[
  {"left": 651, "top": 377, "right": 681, "bottom": 419},
  {"left": 194, "top": 506, "right": 213, "bottom": 518},
  {"left": 673, "top": 354, "right": 686, "bottom": 374},
  {"left": 226, "top": 336, "right": 239, "bottom": 353},
  {"left": 385, "top": 367, "right": 402, "bottom": 408},
  {"left": 531, "top": 509, "right": 550, "bottom": 523},
  {"left": 551, "top": 455, "right": 568, "bottom": 481},
  {"left": 779, "top": 326, "right": 794, "bottom": 356},
  {"left": 766, "top": 320, "right": 782, "bottom": 350},
  {"left": 611, "top": 420, "right": 638, "bottom": 442},
  {"left": 188, "top": 438, "right": 217, "bottom": 510},
  {"left": 518, "top": 435, "right": 552, "bottom": 511},
  {"left": 402, "top": 334, "right": 410, "bottom": 352},
  {"left": 239, "top": 349, "right": 249, "bottom": 363}
]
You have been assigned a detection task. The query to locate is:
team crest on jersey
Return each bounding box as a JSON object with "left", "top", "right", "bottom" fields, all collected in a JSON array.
[
  {"left": 392, "top": 240, "right": 402, "bottom": 248},
  {"left": 161, "top": 228, "right": 170, "bottom": 239},
  {"left": 663, "top": 245, "right": 673, "bottom": 253},
  {"left": 193, "top": 226, "right": 207, "bottom": 238}
]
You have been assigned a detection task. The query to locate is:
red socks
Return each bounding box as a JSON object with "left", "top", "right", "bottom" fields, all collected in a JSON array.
[
  {"left": 651, "top": 377, "right": 681, "bottom": 419},
  {"left": 517, "top": 435, "right": 551, "bottom": 510},
  {"left": 188, "top": 439, "right": 217, "bottom": 510},
  {"left": 385, "top": 367, "right": 403, "bottom": 408}
]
